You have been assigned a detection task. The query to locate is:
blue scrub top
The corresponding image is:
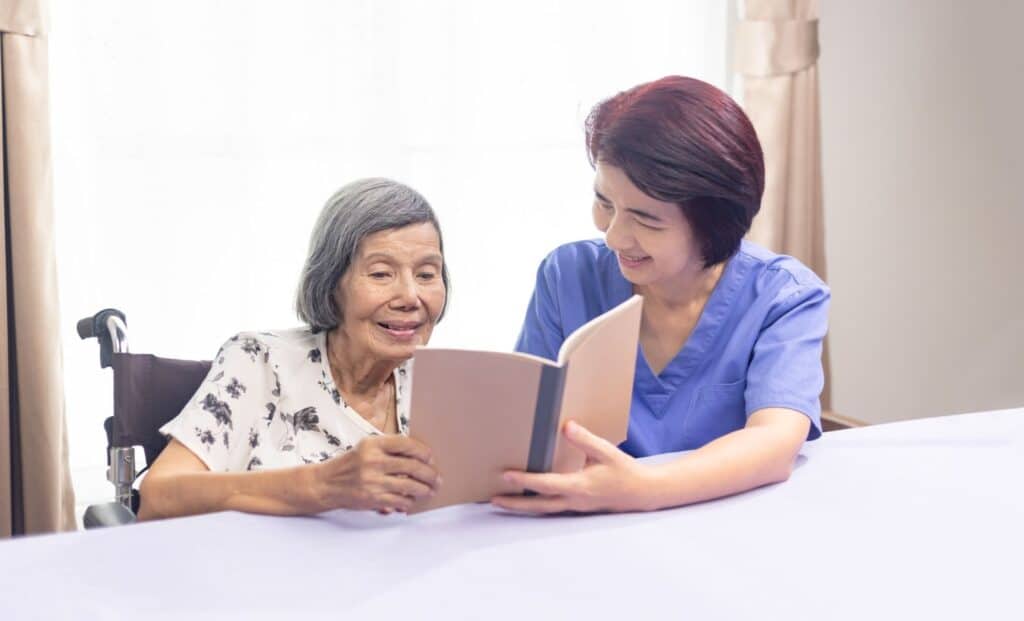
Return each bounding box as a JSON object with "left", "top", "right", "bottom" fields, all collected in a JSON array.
[{"left": 515, "top": 239, "right": 830, "bottom": 457}]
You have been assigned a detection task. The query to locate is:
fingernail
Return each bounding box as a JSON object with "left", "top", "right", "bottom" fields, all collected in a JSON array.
[{"left": 502, "top": 472, "right": 513, "bottom": 482}]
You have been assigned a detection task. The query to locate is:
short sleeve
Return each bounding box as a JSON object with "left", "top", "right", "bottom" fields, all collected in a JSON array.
[
  {"left": 514, "top": 254, "right": 565, "bottom": 360},
  {"left": 159, "top": 334, "right": 279, "bottom": 471},
  {"left": 744, "top": 279, "right": 831, "bottom": 440}
]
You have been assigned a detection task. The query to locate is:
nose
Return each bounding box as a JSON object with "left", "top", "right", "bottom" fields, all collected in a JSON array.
[
  {"left": 390, "top": 272, "right": 421, "bottom": 310},
  {"left": 603, "top": 211, "right": 633, "bottom": 253}
]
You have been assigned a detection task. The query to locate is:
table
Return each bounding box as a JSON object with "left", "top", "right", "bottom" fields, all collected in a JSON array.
[{"left": 2, "top": 408, "right": 1023, "bottom": 620}]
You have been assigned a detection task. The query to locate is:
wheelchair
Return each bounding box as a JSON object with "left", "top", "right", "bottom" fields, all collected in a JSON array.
[{"left": 77, "top": 309, "right": 211, "bottom": 528}]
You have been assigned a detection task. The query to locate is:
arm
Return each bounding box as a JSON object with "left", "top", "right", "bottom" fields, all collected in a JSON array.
[
  {"left": 640, "top": 407, "right": 809, "bottom": 509},
  {"left": 138, "top": 435, "right": 440, "bottom": 521},
  {"left": 492, "top": 408, "right": 809, "bottom": 514}
]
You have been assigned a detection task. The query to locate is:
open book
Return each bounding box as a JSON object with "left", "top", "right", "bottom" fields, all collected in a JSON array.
[{"left": 408, "top": 295, "right": 643, "bottom": 513}]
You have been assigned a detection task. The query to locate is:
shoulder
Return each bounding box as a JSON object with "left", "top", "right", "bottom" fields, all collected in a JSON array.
[
  {"left": 729, "top": 241, "right": 831, "bottom": 336},
  {"left": 542, "top": 239, "right": 612, "bottom": 267},
  {"left": 215, "top": 327, "right": 321, "bottom": 365},
  {"left": 536, "top": 239, "right": 616, "bottom": 282},
  {"left": 737, "top": 240, "right": 829, "bottom": 301}
]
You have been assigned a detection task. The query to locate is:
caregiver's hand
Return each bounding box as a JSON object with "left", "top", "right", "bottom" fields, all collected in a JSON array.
[{"left": 491, "top": 420, "right": 656, "bottom": 514}]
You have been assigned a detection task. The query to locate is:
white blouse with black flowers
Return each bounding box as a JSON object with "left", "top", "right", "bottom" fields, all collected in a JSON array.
[{"left": 159, "top": 328, "right": 411, "bottom": 472}]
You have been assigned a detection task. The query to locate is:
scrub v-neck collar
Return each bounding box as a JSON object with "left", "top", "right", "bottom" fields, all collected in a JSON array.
[{"left": 606, "top": 247, "right": 752, "bottom": 416}]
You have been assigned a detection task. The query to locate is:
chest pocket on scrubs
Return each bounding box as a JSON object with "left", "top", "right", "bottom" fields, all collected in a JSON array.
[{"left": 685, "top": 379, "right": 747, "bottom": 447}]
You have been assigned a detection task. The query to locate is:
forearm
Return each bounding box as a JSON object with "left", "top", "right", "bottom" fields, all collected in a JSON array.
[
  {"left": 138, "top": 465, "right": 321, "bottom": 521},
  {"left": 642, "top": 421, "right": 805, "bottom": 511}
]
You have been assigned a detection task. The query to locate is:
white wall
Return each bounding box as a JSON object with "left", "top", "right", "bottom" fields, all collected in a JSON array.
[{"left": 820, "top": 0, "right": 1024, "bottom": 423}]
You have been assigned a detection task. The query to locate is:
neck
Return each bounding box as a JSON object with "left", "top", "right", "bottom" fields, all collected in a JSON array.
[
  {"left": 326, "top": 328, "right": 398, "bottom": 396},
  {"left": 635, "top": 261, "right": 725, "bottom": 312}
]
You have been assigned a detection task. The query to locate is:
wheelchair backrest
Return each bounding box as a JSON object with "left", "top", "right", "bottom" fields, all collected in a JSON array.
[{"left": 111, "top": 353, "right": 212, "bottom": 466}]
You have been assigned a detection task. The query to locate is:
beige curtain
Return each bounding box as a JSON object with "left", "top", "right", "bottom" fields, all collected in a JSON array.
[
  {"left": 735, "top": 0, "right": 832, "bottom": 412},
  {"left": 1, "top": 0, "right": 75, "bottom": 537}
]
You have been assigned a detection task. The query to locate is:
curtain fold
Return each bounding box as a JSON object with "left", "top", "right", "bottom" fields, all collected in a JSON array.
[
  {"left": 1, "top": 0, "right": 74, "bottom": 537},
  {"left": 735, "top": 0, "right": 832, "bottom": 412}
]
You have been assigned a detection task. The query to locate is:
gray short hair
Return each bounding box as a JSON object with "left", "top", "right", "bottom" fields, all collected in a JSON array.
[{"left": 296, "top": 178, "right": 450, "bottom": 331}]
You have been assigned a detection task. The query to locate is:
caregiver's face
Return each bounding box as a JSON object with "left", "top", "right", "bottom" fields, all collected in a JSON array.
[
  {"left": 334, "top": 222, "right": 446, "bottom": 361},
  {"left": 592, "top": 161, "right": 705, "bottom": 288}
]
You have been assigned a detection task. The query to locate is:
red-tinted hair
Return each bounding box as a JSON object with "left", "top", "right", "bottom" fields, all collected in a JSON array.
[{"left": 585, "top": 76, "right": 764, "bottom": 266}]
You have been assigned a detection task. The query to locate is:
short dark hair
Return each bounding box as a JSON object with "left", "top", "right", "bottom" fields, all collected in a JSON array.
[
  {"left": 295, "top": 178, "right": 450, "bottom": 331},
  {"left": 585, "top": 76, "right": 764, "bottom": 267}
]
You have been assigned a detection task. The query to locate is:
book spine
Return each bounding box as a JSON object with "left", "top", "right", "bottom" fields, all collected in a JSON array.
[{"left": 525, "top": 363, "right": 568, "bottom": 474}]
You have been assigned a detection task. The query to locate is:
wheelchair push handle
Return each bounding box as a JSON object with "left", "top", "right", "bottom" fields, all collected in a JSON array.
[
  {"left": 77, "top": 308, "right": 129, "bottom": 368},
  {"left": 75, "top": 316, "right": 96, "bottom": 339}
]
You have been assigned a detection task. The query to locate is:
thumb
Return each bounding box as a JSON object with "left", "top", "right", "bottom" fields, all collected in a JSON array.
[{"left": 563, "top": 420, "right": 624, "bottom": 465}]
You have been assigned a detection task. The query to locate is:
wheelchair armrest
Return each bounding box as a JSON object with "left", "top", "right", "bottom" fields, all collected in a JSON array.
[{"left": 83, "top": 501, "right": 138, "bottom": 529}]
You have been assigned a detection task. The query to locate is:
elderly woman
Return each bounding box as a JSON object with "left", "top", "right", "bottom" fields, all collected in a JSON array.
[
  {"left": 138, "top": 178, "right": 447, "bottom": 519},
  {"left": 494, "top": 76, "right": 830, "bottom": 514}
]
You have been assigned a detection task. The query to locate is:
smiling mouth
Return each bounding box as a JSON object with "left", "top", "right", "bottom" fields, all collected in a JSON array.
[
  {"left": 618, "top": 253, "right": 651, "bottom": 265},
  {"left": 377, "top": 321, "right": 423, "bottom": 340}
]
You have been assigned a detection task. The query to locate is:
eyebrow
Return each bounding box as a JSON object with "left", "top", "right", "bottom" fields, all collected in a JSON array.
[
  {"left": 593, "top": 187, "right": 665, "bottom": 223},
  {"left": 362, "top": 252, "right": 444, "bottom": 264}
]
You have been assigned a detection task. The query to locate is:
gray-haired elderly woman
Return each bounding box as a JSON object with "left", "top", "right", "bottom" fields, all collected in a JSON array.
[{"left": 139, "top": 179, "right": 446, "bottom": 519}]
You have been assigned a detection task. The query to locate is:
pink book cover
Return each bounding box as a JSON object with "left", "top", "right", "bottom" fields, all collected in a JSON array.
[{"left": 408, "top": 296, "right": 642, "bottom": 513}]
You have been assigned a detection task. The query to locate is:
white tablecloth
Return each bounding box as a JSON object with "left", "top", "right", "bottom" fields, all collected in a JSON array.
[{"left": 2, "top": 408, "right": 1023, "bottom": 620}]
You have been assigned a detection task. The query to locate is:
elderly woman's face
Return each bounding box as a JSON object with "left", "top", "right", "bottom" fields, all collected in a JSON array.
[
  {"left": 592, "top": 162, "right": 705, "bottom": 287},
  {"left": 334, "top": 222, "right": 446, "bottom": 361}
]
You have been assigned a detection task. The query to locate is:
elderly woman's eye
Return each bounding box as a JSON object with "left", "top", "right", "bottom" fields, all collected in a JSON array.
[
  {"left": 370, "top": 271, "right": 391, "bottom": 279},
  {"left": 417, "top": 271, "right": 437, "bottom": 281}
]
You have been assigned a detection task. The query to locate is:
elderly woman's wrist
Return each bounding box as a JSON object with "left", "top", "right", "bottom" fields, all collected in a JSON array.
[{"left": 298, "top": 462, "right": 330, "bottom": 513}]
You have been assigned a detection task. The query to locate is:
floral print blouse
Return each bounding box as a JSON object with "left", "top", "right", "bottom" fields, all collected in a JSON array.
[{"left": 159, "top": 328, "right": 411, "bottom": 472}]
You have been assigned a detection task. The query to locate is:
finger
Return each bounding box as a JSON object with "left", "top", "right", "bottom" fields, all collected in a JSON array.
[
  {"left": 375, "top": 493, "right": 414, "bottom": 513},
  {"left": 381, "top": 456, "right": 440, "bottom": 489},
  {"left": 382, "top": 474, "right": 434, "bottom": 499},
  {"left": 502, "top": 470, "right": 576, "bottom": 496},
  {"left": 491, "top": 493, "right": 569, "bottom": 514},
  {"left": 563, "top": 420, "right": 623, "bottom": 465},
  {"left": 375, "top": 435, "right": 433, "bottom": 464}
]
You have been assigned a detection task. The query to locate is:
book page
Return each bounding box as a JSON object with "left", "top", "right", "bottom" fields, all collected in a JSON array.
[
  {"left": 552, "top": 295, "right": 643, "bottom": 472},
  {"left": 407, "top": 349, "right": 549, "bottom": 512}
]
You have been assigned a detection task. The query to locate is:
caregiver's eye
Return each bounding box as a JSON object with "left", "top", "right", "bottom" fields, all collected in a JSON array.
[{"left": 633, "top": 218, "right": 663, "bottom": 231}]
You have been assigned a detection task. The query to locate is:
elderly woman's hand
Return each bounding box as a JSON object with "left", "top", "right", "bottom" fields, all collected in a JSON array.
[{"left": 307, "top": 435, "right": 440, "bottom": 513}]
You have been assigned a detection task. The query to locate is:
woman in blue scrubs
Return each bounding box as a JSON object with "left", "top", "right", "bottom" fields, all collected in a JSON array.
[{"left": 493, "top": 76, "right": 830, "bottom": 514}]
